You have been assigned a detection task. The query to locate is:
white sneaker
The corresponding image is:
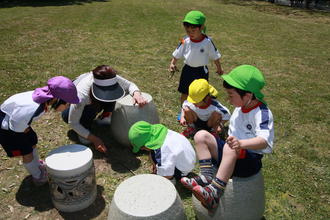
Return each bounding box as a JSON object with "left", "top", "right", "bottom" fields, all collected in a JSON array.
[
  {"left": 78, "top": 135, "right": 91, "bottom": 145},
  {"left": 32, "top": 160, "right": 48, "bottom": 186}
]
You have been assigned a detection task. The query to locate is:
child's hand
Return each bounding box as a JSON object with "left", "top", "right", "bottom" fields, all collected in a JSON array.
[
  {"left": 169, "top": 64, "right": 178, "bottom": 73},
  {"left": 180, "top": 116, "right": 187, "bottom": 126},
  {"left": 216, "top": 68, "right": 224, "bottom": 75},
  {"left": 226, "top": 136, "right": 241, "bottom": 150}
]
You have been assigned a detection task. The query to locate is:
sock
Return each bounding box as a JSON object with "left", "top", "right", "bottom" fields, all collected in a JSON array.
[
  {"left": 23, "top": 159, "right": 41, "bottom": 179},
  {"left": 199, "top": 159, "right": 213, "bottom": 182},
  {"left": 32, "top": 148, "right": 40, "bottom": 162},
  {"left": 210, "top": 177, "right": 227, "bottom": 197}
]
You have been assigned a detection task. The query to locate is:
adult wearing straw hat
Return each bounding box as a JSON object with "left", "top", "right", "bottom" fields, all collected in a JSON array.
[{"left": 62, "top": 65, "right": 147, "bottom": 153}]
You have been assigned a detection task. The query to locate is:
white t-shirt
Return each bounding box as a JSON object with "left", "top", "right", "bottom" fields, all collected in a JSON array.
[
  {"left": 172, "top": 36, "right": 221, "bottom": 67},
  {"left": 182, "top": 99, "right": 231, "bottom": 121},
  {"left": 229, "top": 103, "right": 274, "bottom": 154},
  {"left": 0, "top": 91, "right": 44, "bottom": 132},
  {"left": 68, "top": 72, "right": 140, "bottom": 138},
  {"left": 154, "top": 130, "right": 196, "bottom": 177}
]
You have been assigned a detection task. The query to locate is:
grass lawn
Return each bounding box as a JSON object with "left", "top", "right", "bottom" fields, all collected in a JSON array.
[{"left": 0, "top": 0, "right": 329, "bottom": 219}]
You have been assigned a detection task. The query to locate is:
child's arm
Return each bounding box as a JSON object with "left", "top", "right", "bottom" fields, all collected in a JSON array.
[
  {"left": 169, "top": 57, "right": 179, "bottom": 73},
  {"left": 226, "top": 136, "right": 267, "bottom": 151},
  {"left": 214, "top": 58, "right": 224, "bottom": 75}
]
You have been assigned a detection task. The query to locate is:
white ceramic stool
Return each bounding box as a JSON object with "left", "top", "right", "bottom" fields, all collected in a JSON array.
[
  {"left": 193, "top": 171, "right": 265, "bottom": 220},
  {"left": 108, "top": 174, "right": 186, "bottom": 220},
  {"left": 110, "top": 92, "right": 159, "bottom": 147},
  {"left": 45, "top": 144, "right": 97, "bottom": 212}
]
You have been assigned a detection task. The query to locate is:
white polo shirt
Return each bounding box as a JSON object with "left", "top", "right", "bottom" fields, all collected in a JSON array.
[
  {"left": 172, "top": 36, "right": 221, "bottom": 67},
  {"left": 182, "top": 99, "right": 231, "bottom": 121},
  {"left": 154, "top": 130, "right": 196, "bottom": 177},
  {"left": 229, "top": 103, "right": 274, "bottom": 154},
  {"left": 0, "top": 91, "right": 44, "bottom": 132}
]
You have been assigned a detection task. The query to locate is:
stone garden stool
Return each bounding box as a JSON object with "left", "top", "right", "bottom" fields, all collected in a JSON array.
[
  {"left": 110, "top": 92, "right": 159, "bottom": 148},
  {"left": 108, "top": 174, "right": 186, "bottom": 220},
  {"left": 45, "top": 144, "right": 97, "bottom": 212},
  {"left": 193, "top": 171, "right": 265, "bottom": 220}
]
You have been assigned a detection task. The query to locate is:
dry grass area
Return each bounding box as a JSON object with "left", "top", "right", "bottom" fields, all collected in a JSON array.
[{"left": 0, "top": 0, "right": 329, "bottom": 219}]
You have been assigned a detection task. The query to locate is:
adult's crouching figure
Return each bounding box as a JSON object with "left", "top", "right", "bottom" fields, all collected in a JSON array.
[{"left": 62, "top": 65, "right": 147, "bottom": 153}]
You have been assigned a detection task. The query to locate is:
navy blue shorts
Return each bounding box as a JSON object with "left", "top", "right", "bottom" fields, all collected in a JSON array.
[
  {"left": 178, "top": 64, "right": 209, "bottom": 94},
  {"left": 194, "top": 118, "right": 212, "bottom": 132},
  {"left": 0, "top": 127, "right": 37, "bottom": 157},
  {"left": 213, "top": 138, "right": 263, "bottom": 177}
]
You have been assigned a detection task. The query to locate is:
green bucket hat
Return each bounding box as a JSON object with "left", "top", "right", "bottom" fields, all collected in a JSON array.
[
  {"left": 183, "top": 10, "right": 206, "bottom": 25},
  {"left": 128, "top": 121, "right": 168, "bottom": 153},
  {"left": 221, "top": 65, "right": 266, "bottom": 104}
]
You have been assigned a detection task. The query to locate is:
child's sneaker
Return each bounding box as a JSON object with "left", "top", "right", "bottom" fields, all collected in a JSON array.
[
  {"left": 180, "top": 175, "right": 211, "bottom": 190},
  {"left": 192, "top": 185, "right": 220, "bottom": 210},
  {"left": 177, "top": 111, "right": 181, "bottom": 122},
  {"left": 181, "top": 126, "right": 196, "bottom": 138},
  {"left": 32, "top": 160, "right": 48, "bottom": 186}
]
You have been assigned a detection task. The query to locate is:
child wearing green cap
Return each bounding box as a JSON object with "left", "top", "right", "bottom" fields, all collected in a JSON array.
[
  {"left": 128, "top": 121, "right": 196, "bottom": 181},
  {"left": 169, "top": 10, "right": 224, "bottom": 107},
  {"left": 181, "top": 65, "right": 274, "bottom": 210},
  {"left": 180, "top": 79, "right": 231, "bottom": 138}
]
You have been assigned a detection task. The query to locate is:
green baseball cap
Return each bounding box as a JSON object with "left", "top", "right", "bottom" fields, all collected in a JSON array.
[
  {"left": 183, "top": 10, "right": 206, "bottom": 25},
  {"left": 128, "top": 121, "right": 168, "bottom": 153},
  {"left": 221, "top": 65, "right": 266, "bottom": 104}
]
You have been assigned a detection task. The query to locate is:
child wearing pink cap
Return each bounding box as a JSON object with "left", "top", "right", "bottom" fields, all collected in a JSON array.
[{"left": 0, "top": 76, "right": 79, "bottom": 186}]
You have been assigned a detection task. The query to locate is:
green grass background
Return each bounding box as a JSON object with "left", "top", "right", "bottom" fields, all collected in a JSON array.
[{"left": 0, "top": 0, "right": 329, "bottom": 219}]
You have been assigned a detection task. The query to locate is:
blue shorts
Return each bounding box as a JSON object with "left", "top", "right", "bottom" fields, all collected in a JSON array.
[
  {"left": 213, "top": 138, "right": 263, "bottom": 177},
  {"left": 178, "top": 64, "right": 209, "bottom": 94}
]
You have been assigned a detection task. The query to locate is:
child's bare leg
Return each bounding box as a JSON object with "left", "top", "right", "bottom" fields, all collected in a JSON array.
[
  {"left": 214, "top": 143, "right": 239, "bottom": 183},
  {"left": 181, "top": 130, "right": 218, "bottom": 189},
  {"left": 194, "top": 130, "right": 219, "bottom": 160},
  {"left": 192, "top": 133, "right": 239, "bottom": 209},
  {"left": 183, "top": 107, "right": 198, "bottom": 125},
  {"left": 207, "top": 112, "right": 222, "bottom": 132}
]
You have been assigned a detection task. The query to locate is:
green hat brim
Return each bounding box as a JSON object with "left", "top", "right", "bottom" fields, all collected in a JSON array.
[{"left": 222, "top": 74, "right": 266, "bottom": 104}]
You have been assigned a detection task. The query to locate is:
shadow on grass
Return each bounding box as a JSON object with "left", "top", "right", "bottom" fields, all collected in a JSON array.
[
  {"left": 67, "top": 124, "right": 141, "bottom": 174},
  {"left": 0, "top": 0, "right": 109, "bottom": 8},
  {"left": 16, "top": 177, "right": 106, "bottom": 218},
  {"left": 15, "top": 176, "right": 53, "bottom": 212}
]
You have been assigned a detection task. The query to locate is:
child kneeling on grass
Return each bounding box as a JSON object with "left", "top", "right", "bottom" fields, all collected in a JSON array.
[
  {"left": 180, "top": 78, "right": 231, "bottom": 138},
  {"left": 181, "top": 65, "right": 275, "bottom": 210},
  {"left": 0, "top": 76, "right": 80, "bottom": 186},
  {"left": 128, "top": 121, "right": 196, "bottom": 181}
]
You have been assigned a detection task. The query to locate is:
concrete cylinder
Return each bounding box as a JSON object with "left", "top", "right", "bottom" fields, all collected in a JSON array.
[
  {"left": 45, "top": 144, "right": 97, "bottom": 212},
  {"left": 193, "top": 171, "right": 265, "bottom": 220},
  {"left": 108, "top": 174, "right": 186, "bottom": 220},
  {"left": 110, "top": 92, "right": 159, "bottom": 147}
]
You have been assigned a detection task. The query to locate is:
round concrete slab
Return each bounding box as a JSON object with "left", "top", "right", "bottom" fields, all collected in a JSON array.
[
  {"left": 110, "top": 92, "right": 160, "bottom": 148},
  {"left": 108, "top": 174, "right": 186, "bottom": 219}
]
